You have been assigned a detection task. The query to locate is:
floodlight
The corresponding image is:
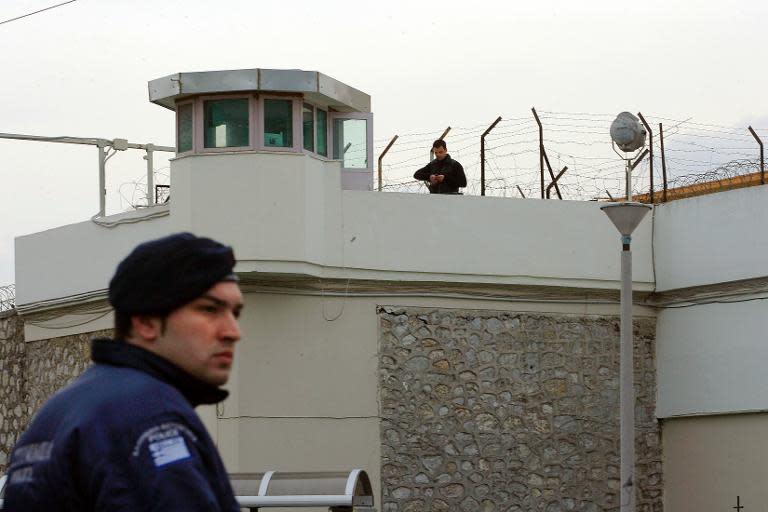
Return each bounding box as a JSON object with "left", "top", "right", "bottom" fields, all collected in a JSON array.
[{"left": 610, "top": 112, "right": 646, "bottom": 152}]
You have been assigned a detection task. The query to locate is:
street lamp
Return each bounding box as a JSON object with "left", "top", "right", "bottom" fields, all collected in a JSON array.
[
  {"left": 610, "top": 112, "right": 646, "bottom": 201},
  {"left": 602, "top": 112, "right": 652, "bottom": 512}
]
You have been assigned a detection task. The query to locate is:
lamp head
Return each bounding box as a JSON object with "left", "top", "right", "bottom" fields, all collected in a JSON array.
[{"left": 610, "top": 112, "right": 646, "bottom": 152}]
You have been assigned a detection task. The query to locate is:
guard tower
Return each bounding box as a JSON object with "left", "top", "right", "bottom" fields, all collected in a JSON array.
[{"left": 149, "top": 68, "right": 373, "bottom": 190}]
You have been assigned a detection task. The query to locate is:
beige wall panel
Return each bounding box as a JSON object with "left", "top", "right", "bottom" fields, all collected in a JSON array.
[
  {"left": 664, "top": 414, "right": 768, "bottom": 511},
  {"left": 233, "top": 417, "right": 380, "bottom": 475},
  {"left": 215, "top": 416, "right": 241, "bottom": 474},
  {"left": 233, "top": 294, "right": 379, "bottom": 417}
]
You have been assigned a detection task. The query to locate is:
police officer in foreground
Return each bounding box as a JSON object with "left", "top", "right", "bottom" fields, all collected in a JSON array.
[{"left": 4, "top": 233, "right": 243, "bottom": 511}]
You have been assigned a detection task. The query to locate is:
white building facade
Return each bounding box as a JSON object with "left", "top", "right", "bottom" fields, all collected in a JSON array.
[{"left": 9, "top": 68, "right": 768, "bottom": 511}]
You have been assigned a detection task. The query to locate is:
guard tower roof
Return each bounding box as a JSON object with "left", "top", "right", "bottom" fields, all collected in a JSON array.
[{"left": 148, "top": 68, "right": 370, "bottom": 113}]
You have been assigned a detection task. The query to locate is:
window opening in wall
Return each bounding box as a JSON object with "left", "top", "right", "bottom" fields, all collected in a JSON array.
[
  {"left": 303, "top": 103, "right": 314, "bottom": 152},
  {"left": 177, "top": 103, "right": 193, "bottom": 152},
  {"left": 333, "top": 118, "right": 368, "bottom": 168},
  {"left": 316, "top": 109, "right": 328, "bottom": 157},
  {"left": 264, "top": 99, "right": 293, "bottom": 148},
  {"left": 203, "top": 98, "right": 249, "bottom": 148}
]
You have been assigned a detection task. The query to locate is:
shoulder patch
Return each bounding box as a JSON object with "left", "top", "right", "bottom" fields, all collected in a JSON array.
[
  {"left": 148, "top": 435, "right": 191, "bottom": 467},
  {"left": 132, "top": 422, "right": 198, "bottom": 467}
]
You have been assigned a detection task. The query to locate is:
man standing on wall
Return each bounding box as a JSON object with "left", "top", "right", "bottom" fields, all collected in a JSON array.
[
  {"left": 4, "top": 232, "right": 243, "bottom": 511},
  {"left": 413, "top": 139, "right": 467, "bottom": 194}
]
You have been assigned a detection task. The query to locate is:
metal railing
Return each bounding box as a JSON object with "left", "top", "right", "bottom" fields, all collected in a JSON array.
[
  {"left": 1, "top": 470, "right": 375, "bottom": 511},
  {"left": 231, "top": 469, "right": 374, "bottom": 511},
  {"left": 0, "top": 132, "right": 174, "bottom": 217},
  {"left": 0, "top": 475, "right": 6, "bottom": 509}
]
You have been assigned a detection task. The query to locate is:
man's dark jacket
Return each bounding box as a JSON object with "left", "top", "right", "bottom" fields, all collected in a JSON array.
[
  {"left": 413, "top": 154, "right": 467, "bottom": 194},
  {"left": 3, "top": 339, "right": 240, "bottom": 511}
]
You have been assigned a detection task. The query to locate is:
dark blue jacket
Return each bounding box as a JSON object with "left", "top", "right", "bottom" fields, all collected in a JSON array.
[{"left": 3, "top": 339, "right": 240, "bottom": 511}]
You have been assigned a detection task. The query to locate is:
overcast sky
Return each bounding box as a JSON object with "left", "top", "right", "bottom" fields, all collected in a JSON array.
[{"left": 1, "top": 0, "right": 767, "bottom": 286}]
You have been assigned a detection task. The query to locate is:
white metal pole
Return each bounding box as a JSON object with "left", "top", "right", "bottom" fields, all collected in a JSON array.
[
  {"left": 620, "top": 236, "right": 635, "bottom": 512},
  {"left": 145, "top": 145, "right": 155, "bottom": 206},
  {"left": 97, "top": 144, "right": 106, "bottom": 217},
  {"left": 625, "top": 158, "right": 632, "bottom": 201}
]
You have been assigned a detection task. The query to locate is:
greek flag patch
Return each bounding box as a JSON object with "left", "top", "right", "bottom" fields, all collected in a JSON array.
[{"left": 148, "top": 436, "right": 191, "bottom": 467}]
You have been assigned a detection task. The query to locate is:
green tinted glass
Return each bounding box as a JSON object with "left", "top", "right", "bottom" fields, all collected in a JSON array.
[
  {"left": 303, "top": 103, "right": 314, "bottom": 151},
  {"left": 203, "top": 99, "right": 249, "bottom": 148},
  {"left": 264, "top": 99, "right": 293, "bottom": 148},
  {"left": 316, "top": 109, "right": 327, "bottom": 156},
  {"left": 178, "top": 103, "right": 193, "bottom": 152},
  {"left": 333, "top": 118, "right": 367, "bottom": 168}
]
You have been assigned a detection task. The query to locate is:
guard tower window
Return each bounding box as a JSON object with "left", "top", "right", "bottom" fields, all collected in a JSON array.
[
  {"left": 177, "top": 103, "right": 194, "bottom": 152},
  {"left": 203, "top": 98, "right": 249, "bottom": 148},
  {"left": 264, "top": 99, "right": 293, "bottom": 148},
  {"left": 316, "top": 109, "right": 328, "bottom": 157},
  {"left": 333, "top": 118, "right": 368, "bottom": 168},
  {"left": 303, "top": 103, "right": 314, "bottom": 152}
]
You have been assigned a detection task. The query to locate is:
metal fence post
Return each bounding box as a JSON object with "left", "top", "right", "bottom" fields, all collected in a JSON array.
[
  {"left": 748, "top": 126, "right": 765, "bottom": 185},
  {"left": 546, "top": 166, "right": 568, "bottom": 198},
  {"left": 659, "top": 123, "right": 668, "bottom": 202},
  {"left": 531, "top": 108, "right": 562, "bottom": 199},
  {"left": 532, "top": 107, "right": 545, "bottom": 198},
  {"left": 377, "top": 135, "right": 399, "bottom": 191},
  {"left": 480, "top": 116, "right": 502, "bottom": 196},
  {"left": 637, "top": 113, "right": 654, "bottom": 203}
]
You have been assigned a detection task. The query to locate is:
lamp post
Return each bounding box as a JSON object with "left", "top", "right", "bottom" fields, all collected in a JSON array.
[
  {"left": 603, "top": 112, "right": 652, "bottom": 512},
  {"left": 601, "top": 202, "right": 650, "bottom": 512}
]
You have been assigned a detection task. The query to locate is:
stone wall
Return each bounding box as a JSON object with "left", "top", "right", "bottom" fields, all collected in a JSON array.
[
  {"left": 0, "top": 311, "right": 25, "bottom": 473},
  {"left": 378, "top": 307, "right": 661, "bottom": 512},
  {"left": 25, "top": 328, "right": 111, "bottom": 415},
  {"left": 0, "top": 314, "right": 110, "bottom": 474}
]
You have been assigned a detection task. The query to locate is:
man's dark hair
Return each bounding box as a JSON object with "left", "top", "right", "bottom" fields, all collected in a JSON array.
[
  {"left": 114, "top": 310, "right": 132, "bottom": 340},
  {"left": 432, "top": 139, "right": 447, "bottom": 150},
  {"left": 114, "top": 311, "right": 169, "bottom": 340}
]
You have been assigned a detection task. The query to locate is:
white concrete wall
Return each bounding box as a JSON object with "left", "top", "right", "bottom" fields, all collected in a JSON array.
[
  {"left": 341, "top": 190, "right": 653, "bottom": 288},
  {"left": 656, "top": 300, "right": 768, "bottom": 417},
  {"left": 654, "top": 185, "right": 768, "bottom": 291},
  {"left": 653, "top": 186, "right": 768, "bottom": 418},
  {"left": 169, "top": 152, "right": 344, "bottom": 269},
  {"left": 170, "top": 152, "right": 655, "bottom": 289},
  {"left": 15, "top": 152, "right": 654, "bottom": 309},
  {"left": 14, "top": 208, "right": 171, "bottom": 307}
]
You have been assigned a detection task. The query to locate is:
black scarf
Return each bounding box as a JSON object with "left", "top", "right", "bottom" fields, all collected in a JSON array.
[{"left": 91, "top": 338, "right": 229, "bottom": 407}]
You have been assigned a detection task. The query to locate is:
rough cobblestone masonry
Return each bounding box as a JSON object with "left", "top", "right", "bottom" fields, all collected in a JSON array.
[
  {"left": 0, "top": 316, "right": 111, "bottom": 474},
  {"left": 25, "top": 328, "right": 111, "bottom": 416},
  {"left": 378, "top": 308, "right": 661, "bottom": 512},
  {"left": 0, "top": 312, "right": 25, "bottom": 473}
]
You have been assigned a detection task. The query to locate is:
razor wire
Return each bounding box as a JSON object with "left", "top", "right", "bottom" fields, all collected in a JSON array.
[
  {"left": 0, "top": 283, "right": 15, "bottom": 312},
  {"left": 376, "top": 112, "right": 767, "bottom": 201}
]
